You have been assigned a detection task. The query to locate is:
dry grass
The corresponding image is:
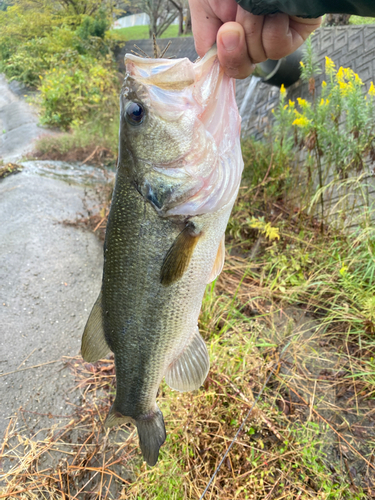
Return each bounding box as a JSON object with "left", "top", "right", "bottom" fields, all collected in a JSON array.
[
  {"left": 3, "top": 141, "right": 375, "bottom": 498},
  {"left": 61, "top": 181, "right": 114, "bottom": 242},
  {"left": 2, "top": 257, "right": 374, "bottom": 499},
  {"left": 0, "top": 162, "right": 23, "bottom": 179}
]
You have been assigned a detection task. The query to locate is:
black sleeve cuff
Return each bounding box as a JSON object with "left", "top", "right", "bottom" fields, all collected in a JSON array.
[{"left": 236, "top": 0, "right": 375, "bottom": 18}]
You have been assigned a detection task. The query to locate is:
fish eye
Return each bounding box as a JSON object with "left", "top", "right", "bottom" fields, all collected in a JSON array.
[{"left": 125, "top": 102, "right": 145, "bottom": 126}]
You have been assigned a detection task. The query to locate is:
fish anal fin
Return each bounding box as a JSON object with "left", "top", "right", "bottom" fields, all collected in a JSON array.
[
  {"left": 105, "top": 405, "right": 134, "bottom": 428},
  {"left": 105, "top": 404, "right": 166, "bottom": 467},
  {"left": 81, "top": 291, "right": 111, "bottom": 363},
  {"left": 165, "top": 328, "right": 209, "bottom": 392},
  {"left": 207, "top": 234, "right": 225, "bottom": 284},
  {"left": 160, "top": 224, "right": 201, "bottom": 286}
]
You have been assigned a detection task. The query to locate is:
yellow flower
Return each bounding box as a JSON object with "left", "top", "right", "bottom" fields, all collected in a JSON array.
[
  {"left": 297, "top": 97, "right": 310, "bottom": 110},
  {"left": 293, "top": 115, "right": 310, "bottom": 128},
  {"left": 300, "top": 61, "right": 305, "bottom": 69},
  {"left": 339, "top": 265, "right": 348, "bottom": 277},
  {"left": 322, "top": 81, "right": 327, "bottom": 88},
  {"left": 336, "top": 66, "right": 345, "bottom": 83},
  {"left": 288, "top": 99, "right": 295, "bottom": 108},
  {"left": 325, "top": 56, "right": 336, "bottom": 75},
  {"left": 280, "top": 83, "right": 286, "bottom": 97},
  {"left": 338, "top": 80, "right": 353, "bottom": 96},
  {"left": 369, "top": 82, "right": 375, "bottom": 97},
  {"left": 318, "top": 98, "right": 330, "bottom": 107},
  {"left": 354, "top": 73, "right": 363, "bottom": 85}
]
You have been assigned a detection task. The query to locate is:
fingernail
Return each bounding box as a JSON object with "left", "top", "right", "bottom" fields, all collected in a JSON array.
[{"left": 221, "top": 30, "right": 240, "bottom": 51}]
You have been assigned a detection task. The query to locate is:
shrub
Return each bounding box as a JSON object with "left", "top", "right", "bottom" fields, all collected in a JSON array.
[
  {"left": 39, "top": 55, "right": 119, "bottom": 129},
  {"left": 0, "top": 0, "right": 122, "bottom": 129}
]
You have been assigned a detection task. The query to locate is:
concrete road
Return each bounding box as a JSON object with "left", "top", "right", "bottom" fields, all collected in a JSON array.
[{"left": 0, "top": 76, "right": 105, "bottom": 439}]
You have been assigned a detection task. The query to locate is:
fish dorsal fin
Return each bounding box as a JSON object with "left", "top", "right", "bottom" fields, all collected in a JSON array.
[
  {"left": 81, "top": 291, "right": 111, "bottom": 362},
  {"left": 165, "top": 328, "right": 209, "bottom": 392},
  {"left": 207, "top": 234, "right": 225, "bottom": 284},
  {"left": 160, "top": 224, "right": 201, "bottom": 286}
]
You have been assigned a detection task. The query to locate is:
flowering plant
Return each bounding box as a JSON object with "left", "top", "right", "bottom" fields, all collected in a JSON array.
[{"left": 271, "top": 39, "right": 375, "bottom": 228}]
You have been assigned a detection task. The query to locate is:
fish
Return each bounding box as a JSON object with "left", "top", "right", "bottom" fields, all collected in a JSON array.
[{"left": 81, "top": 45, "right": 244, "bottom": 466}]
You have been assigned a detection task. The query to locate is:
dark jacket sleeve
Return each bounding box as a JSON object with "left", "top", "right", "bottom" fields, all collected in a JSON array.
[{"left": 236, "top": 0, "right": 375, "bottom": 18}]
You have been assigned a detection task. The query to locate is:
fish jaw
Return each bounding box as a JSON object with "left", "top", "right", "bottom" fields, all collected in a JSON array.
[{"left": 121, "top": 46, "right": 243, "bottom": 218}]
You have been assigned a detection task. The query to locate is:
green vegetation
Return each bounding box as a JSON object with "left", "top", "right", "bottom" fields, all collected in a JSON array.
[
  {"left": 109, "top": 23, "right": 185, "bottom": 41},
  {"left": 269, "top": 38, "right": 375, "bottom": 231},
  {"left": 0, "top": 0, "right": 122, "bottom": 156},
  {"left": 350, "top": 15, "right": 375, "bottom": 25},
  {"left": 0, "top": 1, "right": 192, "bottom": 158}
]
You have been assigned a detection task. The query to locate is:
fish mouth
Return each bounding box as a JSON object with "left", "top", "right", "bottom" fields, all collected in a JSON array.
[
  {"left": 123, "top": 45, "right": 244, "bottom": 217},
  {"left": 124, "top": 45, "right": 217, "bottom": 91}
]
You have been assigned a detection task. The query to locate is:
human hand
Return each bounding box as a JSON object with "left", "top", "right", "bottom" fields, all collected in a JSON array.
[{"left": 190, "top": 0, "right": 322, "bottom": 79}]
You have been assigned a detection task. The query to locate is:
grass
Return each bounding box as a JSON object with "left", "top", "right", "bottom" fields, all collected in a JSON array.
[
  {"left": 4, "top": 13, "right": 375, "bottom": 498},
  {"left": 32, "top": 112, "right": 120, "bottom": 166},
  {"left": 108, "top": 24, "right": 191, "bottom": 42},
  {"left": 3, "top": 136, "right": 375, "bottom": 498}
]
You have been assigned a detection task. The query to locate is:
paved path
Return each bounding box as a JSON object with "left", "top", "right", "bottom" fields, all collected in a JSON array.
[
  {"left": 0, "top": 75, "right": 55, "bottom": 162},
  {"left": 0, "top": 78, "right": 104, "bottom": 440}
]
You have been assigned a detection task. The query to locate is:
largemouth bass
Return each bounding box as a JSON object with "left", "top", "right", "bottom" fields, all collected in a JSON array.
[{"left": 81, "top": 46, "right": 243, "bottom": 466}]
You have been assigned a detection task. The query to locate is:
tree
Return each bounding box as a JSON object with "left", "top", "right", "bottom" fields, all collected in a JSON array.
[
  {"left": 167, "top": 0, "right": 191, "bottom": 35},
  {"left": 325, "top": 14, "right": 351, "bottom": 26},
  {"left": 140, "top": 0, "right": 177, "bottom": 38},
  {"left": 184, "top": 3, "right": 191, "bottom": 35},
  {"left": 123, "top": 0, "right": 142, "bottom": 15},
  {"left": 168, "top": 0, "right": 183, "bottom": 35}
]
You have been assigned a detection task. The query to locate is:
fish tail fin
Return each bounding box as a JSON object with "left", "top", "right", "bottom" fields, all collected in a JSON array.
[
  {"left": 105, "top": 404, "right": 166, "bottom": 467},
  {"left": 136, "top": 407, "right": 166, "bottom": 467}
]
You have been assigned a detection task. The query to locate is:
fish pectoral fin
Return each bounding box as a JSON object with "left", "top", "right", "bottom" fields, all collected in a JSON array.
[
  {"left": 81, "top": 291, "right": 111, "bottom": 363},
  {"left": 165, "top": 328, "right": 210, "bottom": 392},
  {"left": 207, "top": 234, "right": 225, "bottom": 284},
  {"left": 160, "top": 223, "right": 201, "bottom": 286},
  {"left": 105, "top": 405, "right": 166, "bottom": 467}
]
